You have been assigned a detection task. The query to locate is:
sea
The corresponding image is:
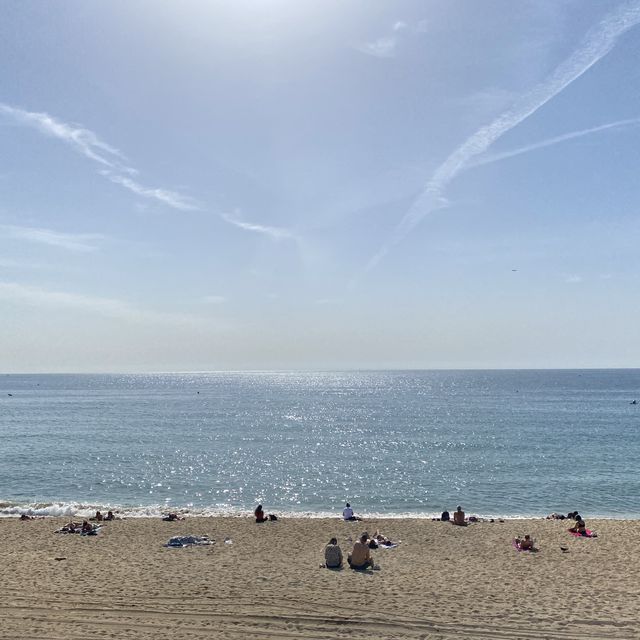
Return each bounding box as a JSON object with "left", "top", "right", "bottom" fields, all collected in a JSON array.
[{"left": 1, "top": 370, "right": 639, "bottom": 520}]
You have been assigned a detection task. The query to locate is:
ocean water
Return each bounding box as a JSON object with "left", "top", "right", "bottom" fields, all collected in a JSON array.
[{"left": 1, "top": 370, "right": 639, "bottom": 519}]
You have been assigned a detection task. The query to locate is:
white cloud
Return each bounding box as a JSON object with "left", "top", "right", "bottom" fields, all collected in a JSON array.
[
  {"left": 1, "top": 103, "right": 200, "bottom": 214},
  {"left": 565, "top": 274, "right": 583, "bottom": 284},
  {"left": 220, "top": 211, "right": 296, "bottom": 240},
  {"left": 364, "top": 1, "right": 640, "bottom": 274},
  {"left": 355, "top": 36, "right": 398, "bottom": 58},
  {"left": 355, "top": 19, "right": 425, "bottom": 58},
  {"left": 102, "top": 172, "right": 201, "bottom": 211},
  {"left": 1, "top": 102, "right": 287, "bottom": 239},
  {"left": 0, "top": 258, "right": 47, "bottom": 270},
  {"left": 0, "top": 224, "right": 105, "bottom": 252},
  {"left": 0, "top": 103, "right": 127, "bottom": 170},
  {"left": 0, "top": 281, "right": 201, "bottom": 326}
]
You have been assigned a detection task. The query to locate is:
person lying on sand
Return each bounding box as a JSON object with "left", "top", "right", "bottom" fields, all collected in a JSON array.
[
  {"left": 162, "top": 513, "right": 184, "bottom": 521},
  {"left": 61, "top": 521, "right": 80, "bottom": 533},
  {"left": 347, "top": 533, "right": 375, "bottom": 570},
  {"left": 373, "top": 530, "right": 396, "bottom": 546},
  {"left": 324, "top": 537, "right": 343, "bottom": 568},
  {"left": 452, "top": 506, "right": 466, "bottom": 526}
]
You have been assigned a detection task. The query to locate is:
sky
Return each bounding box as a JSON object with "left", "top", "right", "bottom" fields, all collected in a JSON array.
[{"left": 1, "top": 0, "right": 640, "bottom": 372}]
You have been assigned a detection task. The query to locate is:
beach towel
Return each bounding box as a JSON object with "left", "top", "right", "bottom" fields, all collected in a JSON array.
[
  {"left": 164, "top": 535, "right": 214, "bottom": 548},
  {"left": 376, "top": 541, "right": 400, "bottom": 549},
  {"left": 568, "top": 529, "right": 596, "bottom": 538},
  {"left": 56, "top": 524, "right": 102, "bottom": 535}
]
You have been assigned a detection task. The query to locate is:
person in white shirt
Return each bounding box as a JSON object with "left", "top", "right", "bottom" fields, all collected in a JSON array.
[{"left": 342, "top": 502, "right": 362, "bottom": 521}]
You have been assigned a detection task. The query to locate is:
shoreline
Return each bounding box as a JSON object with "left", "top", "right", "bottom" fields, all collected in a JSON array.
[
  {"left": 2, "top": 516, "right": 639, "bottom": 639},
  {"left": 2, "top": 500, "right": 639, "bottom": 521}
]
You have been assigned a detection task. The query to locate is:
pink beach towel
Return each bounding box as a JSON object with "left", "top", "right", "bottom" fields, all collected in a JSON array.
[{"left": 568, "top": 529, "right": 596, "bottom": 538}]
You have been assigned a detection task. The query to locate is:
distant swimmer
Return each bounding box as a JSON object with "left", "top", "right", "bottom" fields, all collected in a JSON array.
[
  {"left": 631, "top": 400, "right": 637, "bottom": 405},
  {"left": 7, "top": 393, "right": 12, "bottom": 396}
]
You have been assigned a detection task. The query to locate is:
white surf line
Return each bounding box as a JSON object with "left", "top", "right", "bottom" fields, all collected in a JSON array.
[{"left": 361, "top": 1, "right": 640, "bottom": 276}]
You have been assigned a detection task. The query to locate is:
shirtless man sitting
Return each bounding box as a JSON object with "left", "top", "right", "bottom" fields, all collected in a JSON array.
[
  {"left": 348, "top": 533, "right": 375, "bottom": 570},
  {"left": 452, "top": 506, "right": 466, "bottom": 526}
]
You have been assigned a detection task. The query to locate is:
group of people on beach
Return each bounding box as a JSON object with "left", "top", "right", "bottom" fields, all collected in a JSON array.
[{"left": 323, "top": 529, "right": 395, "bottom": 570}]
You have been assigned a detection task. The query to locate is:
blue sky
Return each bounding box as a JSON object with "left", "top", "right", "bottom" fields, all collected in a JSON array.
[{"left": 1, "top": 0, "right": 640, "bottom": 372}]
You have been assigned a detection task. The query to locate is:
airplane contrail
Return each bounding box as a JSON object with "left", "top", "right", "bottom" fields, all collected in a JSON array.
[
  {"left": 473, "top": 117, "right": 640, "bottom": 167},
  {"left": 362, "top": 0, "right": 640, "bottom": 275}
]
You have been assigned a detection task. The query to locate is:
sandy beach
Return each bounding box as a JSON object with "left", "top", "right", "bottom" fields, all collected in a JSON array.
[{"left": 0, "top": 516, "right": 638, "bottom": 639}]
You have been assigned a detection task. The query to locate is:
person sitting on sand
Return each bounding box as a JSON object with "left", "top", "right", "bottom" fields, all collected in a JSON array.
[
  {"left": 62, "top": 521, "right": 79, "bottom": 533},
  {"left": 519, "top": 534, "right": 534, "bottom": 550},
  {"left": 81, "top": 520, "right": 93, "bottom": 534},
  {"left": 569, "top": 516, "right": 587, "bottom": 536},
  {"left": 94, "top": 511, "right": 103, "bottom": 521},
  {"left": 104, "top": 511, "right": 115, "bottom": 521},
  {"left": 452, "top": 506, "right": 466, "bottom": 526},
  {"left": 324, "top": 537, "right": 343, "bottom": 568},
  {"left": 348, "top": 533, "right": 375, "bottom": 570},
  {"left": 342, "top": 503, "right": 362, "bottom": 521},
  {"left": 440, "top": 510, "right": 450, "bottom": 522},
  {"left": 255, "top": 505, "right": 268, "bottom": 523}
]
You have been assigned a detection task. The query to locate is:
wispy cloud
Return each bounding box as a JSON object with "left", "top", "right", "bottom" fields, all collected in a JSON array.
[
  {"left": 0, "top": 281, "right": 200, "bottom": 325},
  {"left": 102, "top": 172, "right": 201, "bottom": 211},
  {"left": 0, "top": 224, "right": 106, "bottom": 252},
  {"left": 0, "top": 103, "right": 200, "bottom": 214},
  {"left": 354, "top": 19, "right": 422, "bottom": 59},
  {"left": 356, "top": 35, "right": 398, "bottom": 59},
  {"left": 363, "top": 1, "right": 640, "bottom": 274},
  {"left": 565, "top": 274, "right": 583, "bottom": 284},
  {"left": 220, "top": 211, "right": 296, "bottom": 240},
  {"left": 1, "top": 102, "right": 288, "bottom": 238},
  {"left": 473, "top": 117, "right": 640, "bottom": 167},
  {"left": 0, "top": 103, "right": 127, "bottom": 170},
  {"left": 0, "top": 258, "right": 48, "bottom": 270},
  {"left": 202, "top": 295, "right": 226, "bottom": 304}
]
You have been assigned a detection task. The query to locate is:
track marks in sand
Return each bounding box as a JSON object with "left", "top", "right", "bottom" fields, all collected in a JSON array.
[{"left": 0, "top": 592, "right": 637, "bottom": 640}]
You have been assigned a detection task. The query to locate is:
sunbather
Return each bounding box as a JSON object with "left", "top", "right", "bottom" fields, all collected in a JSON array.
[
  {"left": 453, "top": 506, "right": 466, "bottom": 526},
  {"left": 348, "top": 533, "right": 375, "bottom": 570}
]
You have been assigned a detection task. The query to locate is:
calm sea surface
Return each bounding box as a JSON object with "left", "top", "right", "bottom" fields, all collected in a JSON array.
[{"left": 1, "top": 370, "right": 639, "bottom": 518}]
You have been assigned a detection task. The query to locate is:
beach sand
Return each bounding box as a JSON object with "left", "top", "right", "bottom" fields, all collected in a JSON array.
[{"left": 1, "top": 517, "right": 638, "bottom": 639}]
